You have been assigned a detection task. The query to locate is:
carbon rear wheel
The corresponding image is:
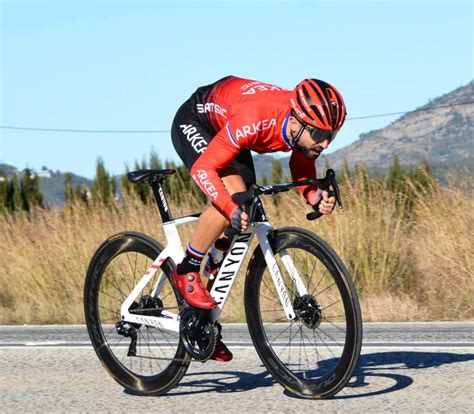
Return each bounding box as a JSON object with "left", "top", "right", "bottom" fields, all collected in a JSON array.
[
  {"left": 84, "top": 231, "right": 190, "bottom": 395},
  {"left": 244, "top": 227, "right": 362, "bottom": 399}
]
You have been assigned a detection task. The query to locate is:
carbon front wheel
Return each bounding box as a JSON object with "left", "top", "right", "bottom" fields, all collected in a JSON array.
[
  {"left": 84, "top": 231, "right": 190, "bottom": 395},
  {"left": 245, "top": 227, "right": 362, "bottom": 399}
]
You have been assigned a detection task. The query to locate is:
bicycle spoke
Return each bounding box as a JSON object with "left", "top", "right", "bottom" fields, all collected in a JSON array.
[
  {"left": 133, "top": 252, "right": 139, "bottom": 290},
  {"left": 266, "top": 321, "right": 294, "bottom": 343},
  {"left": 145, "top": 327, "right": 165, "bottom": 370},
  {"left": 322, "top": 314, "right": 346, "bottom": 320},
  {"left": 125, "top": 252, "right": 138, "bottom": 288},
  {"left": 321, "top": 318, "right": 347, "bottom": 333},
  {"left": 312, "top": 268, "right": 330, "bottom": 297},
  {"left": 103, "top": 324, "right": 119, "bottom": 338},
  {"left": 99, "top": 289, "right": 124, "bottom": 305},
  {"left": 116, "top": 258, "right": 133, "bottom": 294},
  {"left": 311, "top": 328, "right": 322, "bottom": 374},
  {"left": 321, "top": 297, "right": 342, "bottom": 311},
  {"left": 277, "top": 321, "right": 301, "bottom": 356},
  {"left": 160, "top": 289, "right": 173, "bottom": 302},
  {"left": 103, "top": 272, "right": 130, "bottom": 300},
  {"left": 305, "top": 255, "right": 319, "bottom": 290},
  {"left": 145, "top": 328, "right": 154, "bottom": 374},
  {"left": 316, "top": 326, "right": 345, "bottom": 348},
  {"left": 315, "top": 281, "right": 337, "bottom": 297},
  {"left": 99, "top": 304, "right": 120, "bottom": 317},
  {"left": 260, "top": 309, "right": 287, "bottom": 313},
  {"left": 301, "top": 332, "right": 313, "bottom": 378},
  {"left": 261, "top": 277, "right": 282, "bottom": 304}
]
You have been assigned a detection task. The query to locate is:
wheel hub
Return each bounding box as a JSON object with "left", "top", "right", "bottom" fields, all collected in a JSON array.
[{"left": 293, "top": 294, "right": 322, "bottom": 329}]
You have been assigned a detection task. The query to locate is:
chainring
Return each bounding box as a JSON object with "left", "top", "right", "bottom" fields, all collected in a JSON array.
[{"left": 179, "top": 307, "right": 218, "bottom": 361}]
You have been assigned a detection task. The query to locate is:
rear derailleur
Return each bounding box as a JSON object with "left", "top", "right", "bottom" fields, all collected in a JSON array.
[{"left": 115, "top": 295, "right": 165, "bottom": 357}]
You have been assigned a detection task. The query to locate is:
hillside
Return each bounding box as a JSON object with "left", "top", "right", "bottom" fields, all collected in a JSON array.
[
  {"left": 319, "top": 81, "right": 473, "bottom": 171},
  {"left": 0, "top": 164, "right": 92, "bottom": 205}
]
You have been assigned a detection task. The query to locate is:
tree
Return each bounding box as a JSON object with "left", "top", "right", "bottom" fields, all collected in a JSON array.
[
  {"left": 0, "top": 172, "right": 7, "bottom": 213},
  {"left": 110, "top": 176, "right": 117, "bottom": 202},
  {"left": 64, "top": 173, "right": 75, "bottom": 204},
  {"left": 6, "top": 173, "right": 21, "bottom": 212},
  {"left": 386, "top": 155, "right": 405, "bottom": 193},
  {"left": 411, "top": 160, "right": 435, "bottom": 193},
  {"left": 92, "top": 157, "right": 112, "bottom": 205},
  {"left": 20, "top": 168, "right": 33, "bottom": 211},
  {"left": 272, "top": 159, "right": 283, "bottom": 206},
  {"left": 121, "top": 165, "right": 133, "bottom": 198},
  {"left": 149, "top": 149, "right": 162, "bottom": 170},
  {"left": 30, "top": 173, "right": 43, "bottom": 208},
  {"left": 354, "top": 164, "right": 372, "bottom": 199},
  {"left": 272, "top": 159, "right": 283, "bottom": 183},
  {"left": 341, "top": 159, "right": 351, "bottom": 184},
  {"left": 133, "top": 159, "right": 150, "bottom": 204},
  {"left": 20, "top": 169, "right": 44, "bottom": 211}
]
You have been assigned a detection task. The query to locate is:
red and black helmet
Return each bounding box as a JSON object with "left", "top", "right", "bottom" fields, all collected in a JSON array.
[{"left": 290, "top": 79, "right": 346, "bottom": 131}]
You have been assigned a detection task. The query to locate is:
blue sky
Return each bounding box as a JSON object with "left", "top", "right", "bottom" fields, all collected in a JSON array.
[{"left": 1, "top": 0, "right": 472, "bottom": 179}]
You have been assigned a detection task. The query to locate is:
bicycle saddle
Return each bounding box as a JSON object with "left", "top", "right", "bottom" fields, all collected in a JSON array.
[{"left": 127, "top": 169, "right": 176, "bottom": 183}]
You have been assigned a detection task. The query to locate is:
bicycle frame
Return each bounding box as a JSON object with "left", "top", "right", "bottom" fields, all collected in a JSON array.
[{"left": 120, "top": 215, "right": 308, "bottom": 333}]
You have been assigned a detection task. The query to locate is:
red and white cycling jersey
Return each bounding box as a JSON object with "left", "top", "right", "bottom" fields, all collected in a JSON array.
[{"left": 190, "top": 76, "right": 319, "bottom": 218}]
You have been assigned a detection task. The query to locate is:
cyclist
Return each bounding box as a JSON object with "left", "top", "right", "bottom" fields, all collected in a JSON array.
[{"left": 171, "top": 76, "right": 346, "bottom": 361}]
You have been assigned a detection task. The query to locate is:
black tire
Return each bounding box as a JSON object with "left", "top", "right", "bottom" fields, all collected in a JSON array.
[
  {"left": 244, "top": 227, "right": 362, "bottom": 399},
  {"left": 84, "top": 231, "right": 190, "bottom": 395}
]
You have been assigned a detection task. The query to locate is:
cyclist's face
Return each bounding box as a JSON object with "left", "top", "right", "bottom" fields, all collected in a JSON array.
[{"left": 288, "top": 116, "right": 331, "bottom": 160}]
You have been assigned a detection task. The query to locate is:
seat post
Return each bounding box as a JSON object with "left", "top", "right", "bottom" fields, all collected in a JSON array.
[{"left": 150, "top": 180, "right": 173, "bottom": 223}]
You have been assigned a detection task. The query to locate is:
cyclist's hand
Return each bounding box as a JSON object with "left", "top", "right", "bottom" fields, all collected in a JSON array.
[
  {"left": 317, "top": 191, "right": 336, "bottom": 215},
  {"left": 230, "top": 207, "right": 249, "bottom": 231}
]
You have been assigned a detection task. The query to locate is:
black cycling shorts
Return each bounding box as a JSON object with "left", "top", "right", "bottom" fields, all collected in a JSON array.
[{"left": 171, "top": 79, "right": 256, "bottom": 188}]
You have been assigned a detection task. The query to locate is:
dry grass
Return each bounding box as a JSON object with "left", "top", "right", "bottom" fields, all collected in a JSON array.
[
  {"left": 0, "top": 175, "right": 472, "bottom": 324},
  {"left": 410, "top": 184, "right": 474, "bottom": 319}
]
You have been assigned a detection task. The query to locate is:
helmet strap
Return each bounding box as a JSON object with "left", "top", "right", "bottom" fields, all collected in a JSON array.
[{"left": 291, "top": 124, "right": 306, "bottom": 148}]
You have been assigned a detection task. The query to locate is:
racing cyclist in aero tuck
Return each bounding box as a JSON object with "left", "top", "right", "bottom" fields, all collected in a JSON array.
[{"left": 171, "top": 76, "right": 346, "bottom": 362}]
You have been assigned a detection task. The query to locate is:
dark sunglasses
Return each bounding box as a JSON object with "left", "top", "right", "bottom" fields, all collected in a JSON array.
[{"left": 303, "top": 124, "right": 338, "bottom": 144}]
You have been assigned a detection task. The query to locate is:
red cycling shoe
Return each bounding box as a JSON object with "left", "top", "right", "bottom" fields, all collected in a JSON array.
[
  {"left": 171, "top": 268, "right": 217, "bottom": 309},
  {"left": 211, "top": 339, "right": 233, "bottom": 362}
]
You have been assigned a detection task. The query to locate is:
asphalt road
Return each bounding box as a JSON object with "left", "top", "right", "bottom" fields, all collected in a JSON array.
[{"left": 1, "top": 323, "right": 473, "bottom": 413}]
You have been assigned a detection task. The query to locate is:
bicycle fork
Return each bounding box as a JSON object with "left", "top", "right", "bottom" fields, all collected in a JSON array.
[{"left": 255, "top": 223, "right": 308, "bottom": 321}]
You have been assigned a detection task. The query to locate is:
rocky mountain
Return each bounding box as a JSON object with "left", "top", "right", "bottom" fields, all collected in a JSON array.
[{"left": 318, "top": 81, "right": 473, "bottom": 171}]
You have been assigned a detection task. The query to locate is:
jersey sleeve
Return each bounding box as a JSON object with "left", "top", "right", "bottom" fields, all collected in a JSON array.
[
  {"left": 289, "top": 150, "right": 320, "bottom": 205},
  {"left": 190, "top": 118, "right": 251, "bottom": 218}
]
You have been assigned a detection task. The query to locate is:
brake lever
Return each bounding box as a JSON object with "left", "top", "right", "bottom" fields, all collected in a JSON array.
[
  {"left": 331, "top": 176, "right": 344, "bottom": 210},
  {"left": 224, "top": 186, "right": 258, "bottom": 237},
  {"left": 306, "top": 169, "right": 343, "bottom": 221}
]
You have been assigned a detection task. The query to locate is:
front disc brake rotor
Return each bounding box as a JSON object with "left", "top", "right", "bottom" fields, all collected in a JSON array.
[{"left": 293, "top": 294, "right": 322, "bottom": 329}]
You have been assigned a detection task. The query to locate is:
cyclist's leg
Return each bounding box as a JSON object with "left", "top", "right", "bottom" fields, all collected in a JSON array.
[
  {"left": 188, "top": 168, "right": 245, "bottom": 252},
  {"left": 190, "top": 156, "right": 255, "bottom": 362}
]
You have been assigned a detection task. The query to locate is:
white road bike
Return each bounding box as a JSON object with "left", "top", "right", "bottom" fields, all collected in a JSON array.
[{"left": 84, "top": 168, "right": 362, "bottom": 399}]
